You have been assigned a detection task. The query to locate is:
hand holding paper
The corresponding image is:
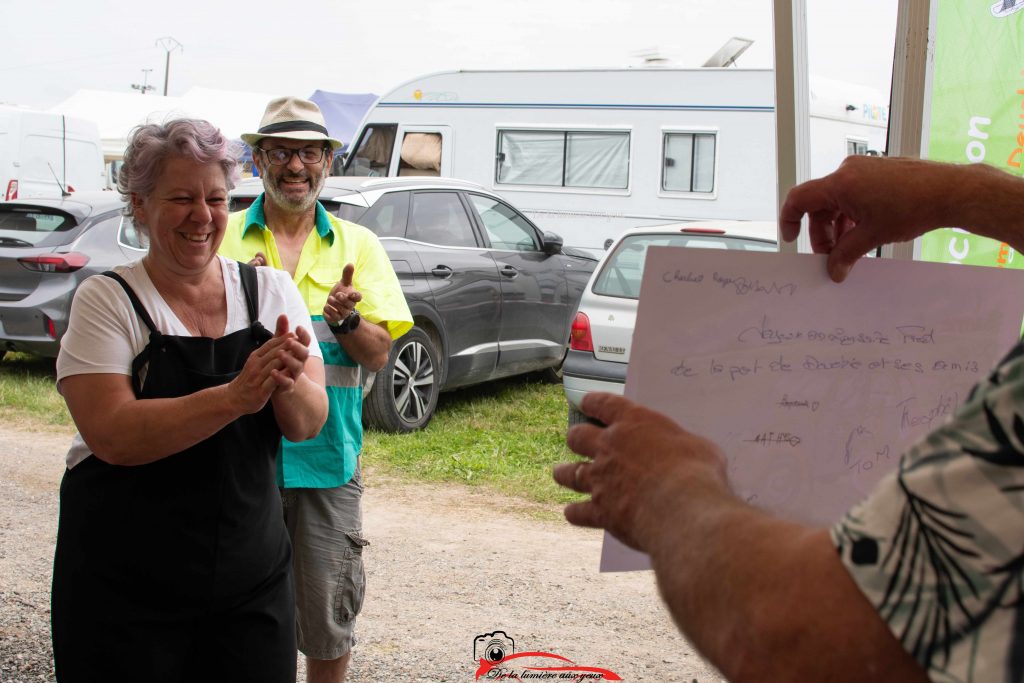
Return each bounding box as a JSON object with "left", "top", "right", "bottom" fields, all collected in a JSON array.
[
  {"left": 554, "top": 392, "right": 729, "bottom": 554},
  {"left": 550, "top": 153, "right": 1024, "bottom": 683},
  {"left": 780, "top": 155, "right": 1024, "bottom": 282}
]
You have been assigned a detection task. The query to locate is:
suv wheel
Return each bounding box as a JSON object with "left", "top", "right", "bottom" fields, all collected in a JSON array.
[{"left": 363, "top": 326, "right": 440, "bottom": 433}]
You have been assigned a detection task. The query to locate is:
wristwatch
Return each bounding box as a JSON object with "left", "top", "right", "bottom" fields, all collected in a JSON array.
[{"left": 328, "top": 310, "right": 361, "bottom": 335}]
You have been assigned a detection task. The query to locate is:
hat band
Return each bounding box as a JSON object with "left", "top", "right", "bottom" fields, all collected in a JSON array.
[{"left": 258, "top": 120, "right": 329, "bottom": 136}]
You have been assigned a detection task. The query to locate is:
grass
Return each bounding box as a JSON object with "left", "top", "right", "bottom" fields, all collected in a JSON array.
[
  {"left": 0, "top": 352, "right": 74, "bottom": 432},
  {"left": 0, "top": 352, "right": 583, "bottom": 507},
  {"left": 364, "top": 373, "right": 584, "bottom": 507}
]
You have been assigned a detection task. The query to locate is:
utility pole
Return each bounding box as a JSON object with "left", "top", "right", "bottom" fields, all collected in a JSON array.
[
  {"left": 156, "top": 37, "right": 183, "bottom": 96},
  {"left": 131, "top": 69, "right": 155, "bottom": 95}
]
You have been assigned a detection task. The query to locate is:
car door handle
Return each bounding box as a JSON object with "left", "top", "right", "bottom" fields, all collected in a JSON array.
[
  {"left": 431, "top": 266, "right": 454, "bottom": 278},
  {"left": 500, "top": 265, "right": 518, "bottom": 278}
]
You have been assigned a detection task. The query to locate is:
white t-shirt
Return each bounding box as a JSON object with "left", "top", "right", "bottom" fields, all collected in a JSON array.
[{"left": 57, "top": 255, "right": 321, "bottom": 469}]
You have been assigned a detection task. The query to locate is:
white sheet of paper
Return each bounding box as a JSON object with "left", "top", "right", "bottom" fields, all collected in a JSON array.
[{"left": 600, "top": 249, "right": 1024, "bottom": 572}]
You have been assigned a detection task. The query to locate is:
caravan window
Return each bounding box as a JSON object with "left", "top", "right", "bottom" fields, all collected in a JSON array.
[
  {"left": 495, "top": 129, "right": 629, "bottom": 190},
  {"left": 847, "top": 138, "right": 869, "bottom": 156},
  {"left": 662, "top": 132, "right": 716, "bottom": 193},
  {"left": 342, "top": 124, "right": 397, "bottom": 177},
  {"left": 397, "top": 133, "right": 442, "bottom": 177}
]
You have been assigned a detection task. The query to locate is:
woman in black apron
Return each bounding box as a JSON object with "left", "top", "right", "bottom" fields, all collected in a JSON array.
[{"left": 50, "top": 120, "right": 328, "bottom": 682}]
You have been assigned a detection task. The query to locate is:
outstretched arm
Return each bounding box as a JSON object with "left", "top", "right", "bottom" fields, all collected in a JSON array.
[
  {"left": 553, "top": 393, "right": 930, "bottom": 683},
  {"left": 780, "top": 156, "right": 1024, "bottom": 282}
]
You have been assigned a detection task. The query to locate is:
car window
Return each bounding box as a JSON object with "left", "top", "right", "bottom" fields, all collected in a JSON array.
[
  {"left": 0, "top": 206, "right": 80, "bottom": 247},
  {"left": 357, "top": 191, "right": 409, "bottom": 238},
  {"left": 408, "top": 192, "right": 478, "bottom": 247},
  {"left": 467, "top": 194, "right": 539, "bottom": 251},
  {"left": 335, "top": 202, "right": 369, "bottom": 224},
  {"left": 593, "top": 233, "right": 777, "bottom": 299},
  {"left": 117, "top": 216, "right": 148, "bottom": 251}
]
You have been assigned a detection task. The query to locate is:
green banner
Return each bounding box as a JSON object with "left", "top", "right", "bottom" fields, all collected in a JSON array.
[{"left": 919, "top": 0, "right": 1024, "bottom": 268}]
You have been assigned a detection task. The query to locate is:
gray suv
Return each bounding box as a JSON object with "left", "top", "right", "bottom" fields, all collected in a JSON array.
[{"left": 231, "top": 176, "right": 596, "bottom": 432}]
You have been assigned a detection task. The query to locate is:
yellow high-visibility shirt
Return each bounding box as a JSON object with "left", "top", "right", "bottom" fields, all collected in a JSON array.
[{"left": 221, "top": 194, "right": 412, "bottom": 487}]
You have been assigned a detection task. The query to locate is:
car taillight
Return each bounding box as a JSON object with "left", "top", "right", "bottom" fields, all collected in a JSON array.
[
  {"left": 569, "top": 312, "right": 594, "bottom": 352},
  {"left": 17, "top": 252, "right": 90, "bottom": 273},
  {"left": 5, "top": 180, "right": 17, "bottom": 200},
  {"left": 46, "top": 317, "right": 57, "bottom": 339}
]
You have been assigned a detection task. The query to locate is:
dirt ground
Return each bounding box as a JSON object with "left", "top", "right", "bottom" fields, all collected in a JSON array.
[{"left": 0, "top": 424, "right": 724, "bottom": 682}]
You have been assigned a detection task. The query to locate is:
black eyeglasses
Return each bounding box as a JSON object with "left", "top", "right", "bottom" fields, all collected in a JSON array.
[{"left": 259, "top": 146, "right": 328, "bottom": 166}]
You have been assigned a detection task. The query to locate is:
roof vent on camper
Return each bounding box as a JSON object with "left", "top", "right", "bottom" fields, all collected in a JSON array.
[{"left": 702, "top": 37, "right": 754, "bottom": 68}]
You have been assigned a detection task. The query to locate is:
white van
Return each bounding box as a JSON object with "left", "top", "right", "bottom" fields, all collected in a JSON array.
[
  {"left": 0, "top": 107, "right": 106, "bottom": 201},
  {"left": 339, "top": 69, "right": 887, "bottom": 254}
]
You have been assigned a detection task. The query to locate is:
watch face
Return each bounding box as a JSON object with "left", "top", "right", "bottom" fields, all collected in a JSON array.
[{"left": 330, "top": 310, "right": 360, "bottom": 334}]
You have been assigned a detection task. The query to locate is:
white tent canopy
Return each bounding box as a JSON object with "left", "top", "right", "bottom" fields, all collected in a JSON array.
[{"left": 48, "top": 87, "right": 278, "bottom": 160}]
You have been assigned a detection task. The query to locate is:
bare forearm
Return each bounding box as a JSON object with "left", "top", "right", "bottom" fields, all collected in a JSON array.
[
  {"left": 337, "top": 320, "right": 392, "bottom": 371},
  {"left": 557, "top": 394, "right": 931, "bottom": 681},
  {"left": 645, "top": 497, "right": 929, "bottom": 682},
  {"left": 271, "top": 373, "right": 328, "bottom": 441},
  {"left": 939, "top": 161, "right": 1024, "bottom": 253},
  {"left": 81, "top": 384, "right": 245, "bottom": 465}
]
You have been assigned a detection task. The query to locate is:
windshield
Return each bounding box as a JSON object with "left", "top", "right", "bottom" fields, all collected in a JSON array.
[
  {"left": 341, "top": 124, "right": 397, "bottom": 177},
  {"left": 0, "top": 207, "right": 79, "bottom": 247},
  {"left": 593, "top": 233, "right": 777, "bottom": 299}
]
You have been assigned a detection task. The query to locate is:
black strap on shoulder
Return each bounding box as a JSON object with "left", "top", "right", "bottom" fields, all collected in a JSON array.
[
  {"left": 102, "top": 271, "right": 159, "bottom": 336},
  {"left": 237, "top": 261, "right": 260, "bottom": 325},
  {"left": 101, "top": 271, "right": 160, "bottom": 397}
]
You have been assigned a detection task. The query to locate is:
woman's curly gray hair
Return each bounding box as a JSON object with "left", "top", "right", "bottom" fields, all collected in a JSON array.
[{"left": 117, "top": 119, "right": 241, "bottom": 221}]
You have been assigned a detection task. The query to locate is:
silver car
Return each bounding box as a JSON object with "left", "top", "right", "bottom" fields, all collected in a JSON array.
[
  {"left": 562, "top": 221, "right": 778, "bottom": 427},
  {"left": 0, "top": 192, "right": 146, "bottom": 358}
]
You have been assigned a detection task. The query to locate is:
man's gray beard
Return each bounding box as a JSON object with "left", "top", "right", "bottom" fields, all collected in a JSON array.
[{"left": 263, "top": 170, "right": 326, "bottom": 214}]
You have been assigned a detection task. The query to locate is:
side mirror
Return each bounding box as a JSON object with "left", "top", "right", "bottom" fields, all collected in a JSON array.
[{"left": 542, "top": 231, "right": 564, "bottom": 255}]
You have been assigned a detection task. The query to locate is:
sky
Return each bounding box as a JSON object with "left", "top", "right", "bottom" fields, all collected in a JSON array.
[{"left": 0, "top": 0, "right": 898, "bottom": 111}]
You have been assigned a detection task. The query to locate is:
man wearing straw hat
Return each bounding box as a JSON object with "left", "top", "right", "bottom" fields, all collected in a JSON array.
[{"left": 221, "top": 96, "right": 412, "bottom": 682}]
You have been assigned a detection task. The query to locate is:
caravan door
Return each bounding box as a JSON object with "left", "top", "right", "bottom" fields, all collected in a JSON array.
[{"left": 343, "top": 125, "right": 452, "bottom": 178}]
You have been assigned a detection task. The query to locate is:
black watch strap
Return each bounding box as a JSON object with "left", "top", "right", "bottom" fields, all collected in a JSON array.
[{"left": 328, "top": 310, "right": 361, "bottom": 335}]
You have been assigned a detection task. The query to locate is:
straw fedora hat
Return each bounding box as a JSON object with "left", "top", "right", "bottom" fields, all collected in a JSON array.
[{"left": 241, "top": 96, "right": 343, "bottom": 150}]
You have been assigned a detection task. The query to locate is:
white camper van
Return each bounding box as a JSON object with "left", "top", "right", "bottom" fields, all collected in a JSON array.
[
  {"left": 0, "top": 107, "right": 106, "bottom": 201},
  {"left": 339, "top": 69, "right": 887, "bottom": 253}
]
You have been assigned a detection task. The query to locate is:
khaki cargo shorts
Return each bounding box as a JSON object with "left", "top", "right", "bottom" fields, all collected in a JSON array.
[{"left": 281, "top": 466, "right": 369, "bottom": 660}]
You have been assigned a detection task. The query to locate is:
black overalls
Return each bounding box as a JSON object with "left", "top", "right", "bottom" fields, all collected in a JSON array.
[{"left": 51, "top": 264, "right": 296, "bottom": 683}]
